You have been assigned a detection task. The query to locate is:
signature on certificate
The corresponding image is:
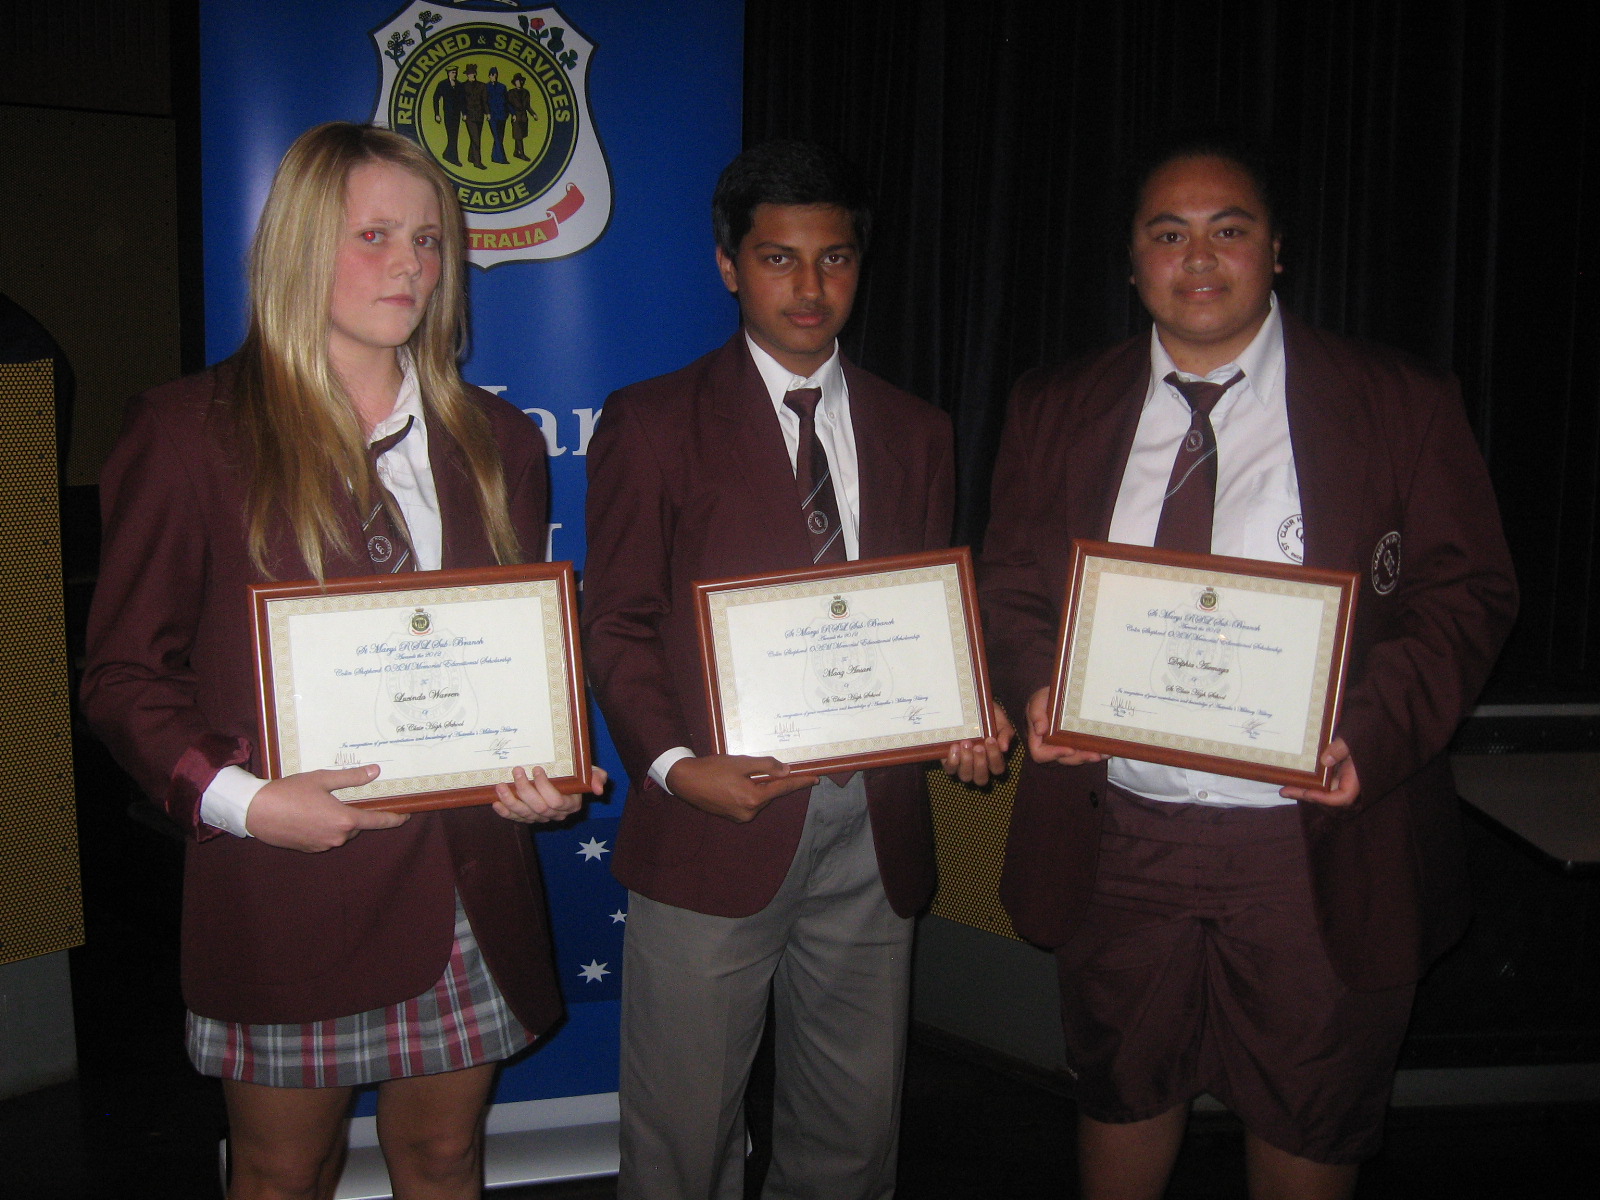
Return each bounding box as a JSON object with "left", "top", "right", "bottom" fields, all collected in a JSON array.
[
  {"left": 773, "top": 718, "right": 798, "bottom": 742},
  {"left": 903, "top": 703, "right": 925, "bottom": 726},
  {"left": 333, "top": 746, "right": 361, "bottom": 768},
  {"left": 488, "top": 735, "right": 512, "bottom": 761},
  {"left": 1108, "top": 689, "right": 1149, "bottom": 720}
]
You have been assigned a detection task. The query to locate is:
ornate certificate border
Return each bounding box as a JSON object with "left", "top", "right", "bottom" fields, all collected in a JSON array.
[
  {"left": 694, "top": 549, "right": 995, "bottom": 776},
  {"left": 250, "top": 563, "right": 591, "bottom": 812},
  {"left": 1046, "top": 540, "right": 1358, "bottom": 789}
]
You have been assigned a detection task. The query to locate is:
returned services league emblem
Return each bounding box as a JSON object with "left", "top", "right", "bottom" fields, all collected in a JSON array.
[{"left": 371, "top": 2, "right": 612, "bottom": 267}]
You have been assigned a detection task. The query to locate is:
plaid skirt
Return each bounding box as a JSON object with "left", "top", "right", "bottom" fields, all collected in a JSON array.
[{"left": 187, "top": 897, "right": 532, "bottom": 1088}]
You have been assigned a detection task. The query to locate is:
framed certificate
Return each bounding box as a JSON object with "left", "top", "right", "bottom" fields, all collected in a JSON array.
[
  {"left": 694, "top": 548, "right": 995, "bottom": 776},
  {"left": 1046, "top": 540, "right": 1358, "bottom": 789},
  {"left": 250, "top": 563, "right": 591, "bottom": 812}
]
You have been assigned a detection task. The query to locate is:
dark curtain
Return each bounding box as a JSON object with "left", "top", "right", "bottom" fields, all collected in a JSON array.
[{"left": 744, "top": 0, "right": 1600, "bottom": 703}]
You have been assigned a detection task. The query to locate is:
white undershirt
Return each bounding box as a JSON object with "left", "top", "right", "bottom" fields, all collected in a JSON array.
[
  {"left": 1105, "top": 297, "right": 1304, "bottom": 808},
  {"left": 647, "top": 334, "right": 861, "bottom": 793},
  {"left": 201, "top": 363, "right": 442, "bottom": 836}
]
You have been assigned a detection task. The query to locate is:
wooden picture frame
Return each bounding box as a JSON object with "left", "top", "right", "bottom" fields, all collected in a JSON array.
[
  {"left": 250, "top": 562, "right": 591, "bottom": 812},
  {"left": 694, "top": 548, "right": 995, "bottom": 777},
  {"left": 1046, "top": 539, "right": 1358, "bottom": 790}
]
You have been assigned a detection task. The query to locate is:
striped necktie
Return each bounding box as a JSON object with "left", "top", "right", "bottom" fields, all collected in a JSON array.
[
  {"left": 784, "top": 387, "right": 846, "bottom": 565},
  {"left": 1154, "top": 371, "right": 1244, "bottom": 554},
  {"left": 785, "top": 387, "right": 854, "bottom": 786},
  {"left": 363, "top": 415, "right": 416, "bottom": 573}
]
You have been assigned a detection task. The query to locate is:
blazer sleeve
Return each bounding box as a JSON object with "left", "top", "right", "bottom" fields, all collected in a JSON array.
[
  {"left": 978, "top": 369, "right": 1070, "bottom": 717},
  {"left": 580, "top": 392, "right": 695, "bottom": 783},
  {"left": 80, "top": 391, "right": 250, "bottom": 839},
  {"left": 1335, "top": 374, "right": 1518, "bottom": 809}
]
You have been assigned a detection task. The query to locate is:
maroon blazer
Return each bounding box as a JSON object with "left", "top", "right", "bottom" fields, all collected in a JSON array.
[
  {"left": 82, "top": 367, "right": 565, "bottom": 1030},
  {"left": 583, "top": 336, "right": 955, "bottom": 918},
  {"left": 980, "top": 313, "right": 1518, "bottom": 991}
]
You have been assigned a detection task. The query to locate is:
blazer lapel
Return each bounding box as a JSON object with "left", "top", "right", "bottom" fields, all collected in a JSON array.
[
  {"left": 1073, "top": 342, "right": 1148, "bottom": 541},
  {"left": 707, "top": 337, "right": 814, "bottom": 568},
  {"left": 842, "top": 363, "right": 908, "bottom": 561},
  {"left": 1281, "top": 314, "right": 1371, "bottom": 571},
  {"left": 426, "top": 407, "right": 493, "bottom": 570}
]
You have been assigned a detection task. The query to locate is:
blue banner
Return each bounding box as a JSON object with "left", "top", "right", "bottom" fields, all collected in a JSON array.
[{"left": 200, "top": 0, "right": 743, "bottom": 1104}]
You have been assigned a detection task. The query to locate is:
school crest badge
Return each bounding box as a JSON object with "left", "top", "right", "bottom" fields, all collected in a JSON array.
[
  {"left": 1371, "top": 531, "right": 1402, "bottom": 595},
  {"left": 371, "top": 2, "right": 612, "bottom": 267}
]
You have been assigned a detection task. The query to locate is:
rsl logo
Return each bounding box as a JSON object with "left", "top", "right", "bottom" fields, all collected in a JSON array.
[{"left": 371, "top": 3, "right": 612, "bottom": 267}]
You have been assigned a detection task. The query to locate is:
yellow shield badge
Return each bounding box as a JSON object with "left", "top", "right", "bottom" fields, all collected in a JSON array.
[{"left": 371, "top": 3, "right": 612, "bottom": 266}]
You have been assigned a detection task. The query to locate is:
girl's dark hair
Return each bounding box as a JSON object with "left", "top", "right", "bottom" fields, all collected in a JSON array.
[{"left": 1123, "top": 130, "right": 1287, "bottom": 238}]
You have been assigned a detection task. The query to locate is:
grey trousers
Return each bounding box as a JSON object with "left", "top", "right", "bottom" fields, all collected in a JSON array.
[{"left": 618, "top": 774, "right": 913, "bottom": 1200}]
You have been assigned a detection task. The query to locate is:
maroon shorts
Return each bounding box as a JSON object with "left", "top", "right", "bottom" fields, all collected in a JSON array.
[{"left": 1054, "top": 787, "right": 1414, "bottom": 1164}]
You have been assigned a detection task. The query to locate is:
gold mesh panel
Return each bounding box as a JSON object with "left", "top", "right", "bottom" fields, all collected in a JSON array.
[
  {"left": 0, "top": 358, "right": 82, "bottom": 966},
  {"left": 925, "top": 730, "right": 1028, "bottom": 941}
]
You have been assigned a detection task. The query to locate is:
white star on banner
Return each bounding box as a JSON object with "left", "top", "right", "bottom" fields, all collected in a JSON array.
[
  {"left": 579, "top": 960, "right": 611, "bottom": 983},
  {"left": 577, "top": 837, "right": 610, "bottom": 861},
  {"left": 610, "top": 910, "right": 628, "bottom": 924}
]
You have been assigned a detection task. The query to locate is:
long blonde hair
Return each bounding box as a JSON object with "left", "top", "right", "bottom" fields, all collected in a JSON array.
[{"left": 232, "top": 122, "right": 520, "bottom": 579}]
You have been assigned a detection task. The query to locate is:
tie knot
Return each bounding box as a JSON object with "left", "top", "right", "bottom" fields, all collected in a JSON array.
[
  {"left": 368, "top": 414, "right": 416, "bottom": 461},
  {"left": 784, "top": 387, "right": 823, "bottom": 421},
  {"left": 1164, "top": 371, "right": 1244, "bottom": 419}
]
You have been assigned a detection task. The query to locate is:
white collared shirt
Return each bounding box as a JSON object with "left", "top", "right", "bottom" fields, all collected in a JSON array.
[
  {"left": 1106, "top": 297, "right": 1304, "bottom": 808},
  {"left": 368, "top": 365, "right": 443, "bottom": 574},
  {"left": 647, "top": 334, "right": 863, "bottom": 794},
  {"left": 202, "top": 358, "right": 446, "bottom": 836},
  {"left": 745, "top": 332, "right": 862, "bottom": 560}
]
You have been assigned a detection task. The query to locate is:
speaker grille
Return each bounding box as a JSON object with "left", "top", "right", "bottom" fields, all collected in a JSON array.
[
  {"left": 924, "top": 734, "right": 1024, "bottom": 941},
  {"left": 0, "top": 358, "right": 83, "bottom": 966}
]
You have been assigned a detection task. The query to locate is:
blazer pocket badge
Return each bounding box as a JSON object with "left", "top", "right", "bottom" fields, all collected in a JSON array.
[{"left": 1371, "top": 531, "right": 1401, "bottom": 595}]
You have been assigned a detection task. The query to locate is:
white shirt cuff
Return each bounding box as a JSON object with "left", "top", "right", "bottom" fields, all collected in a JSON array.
[
  {"left": 648, "top": 747, "right": 696, "bottom": 794},
  {"left": 200, "top": 765, "right": 267, "bottom": 837}
]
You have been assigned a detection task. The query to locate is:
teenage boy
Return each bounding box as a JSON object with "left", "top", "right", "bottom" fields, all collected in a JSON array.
[{"left": 584, "top": 140, "right": 1008, "bottom": 1200}]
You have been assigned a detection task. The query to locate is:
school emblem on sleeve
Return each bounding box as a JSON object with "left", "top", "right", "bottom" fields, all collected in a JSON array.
[
  {"left": 370, "top": 2, "right": 612, "bottom": 267},
  {"left": 1371, "top": 531, "right": 1402, "bottom": 595},
  {"left": 1276, "top": 514, "right": 1305, "bottom": 563}
]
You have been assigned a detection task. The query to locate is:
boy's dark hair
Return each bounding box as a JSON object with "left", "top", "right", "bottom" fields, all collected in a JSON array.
[
  {"left": 1123, "top": 129, "right": 1288, "bottom": 238},
  {"left": 712, "top": 140, "right": 872, "bottom": 258}
]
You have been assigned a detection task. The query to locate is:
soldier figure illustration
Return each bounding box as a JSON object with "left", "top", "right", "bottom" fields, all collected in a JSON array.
[
  {"left": 507, "top": 73, "right": 535, "bottom": 161},
  {"left": 461, "top": 62, "right": 488, "bottom": 170},
  {"left": 486, "top": 66, "right": 511, "bottom": 166},
  {"left": 431, "top": 65, "right": 464, "bottom": 167}
]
